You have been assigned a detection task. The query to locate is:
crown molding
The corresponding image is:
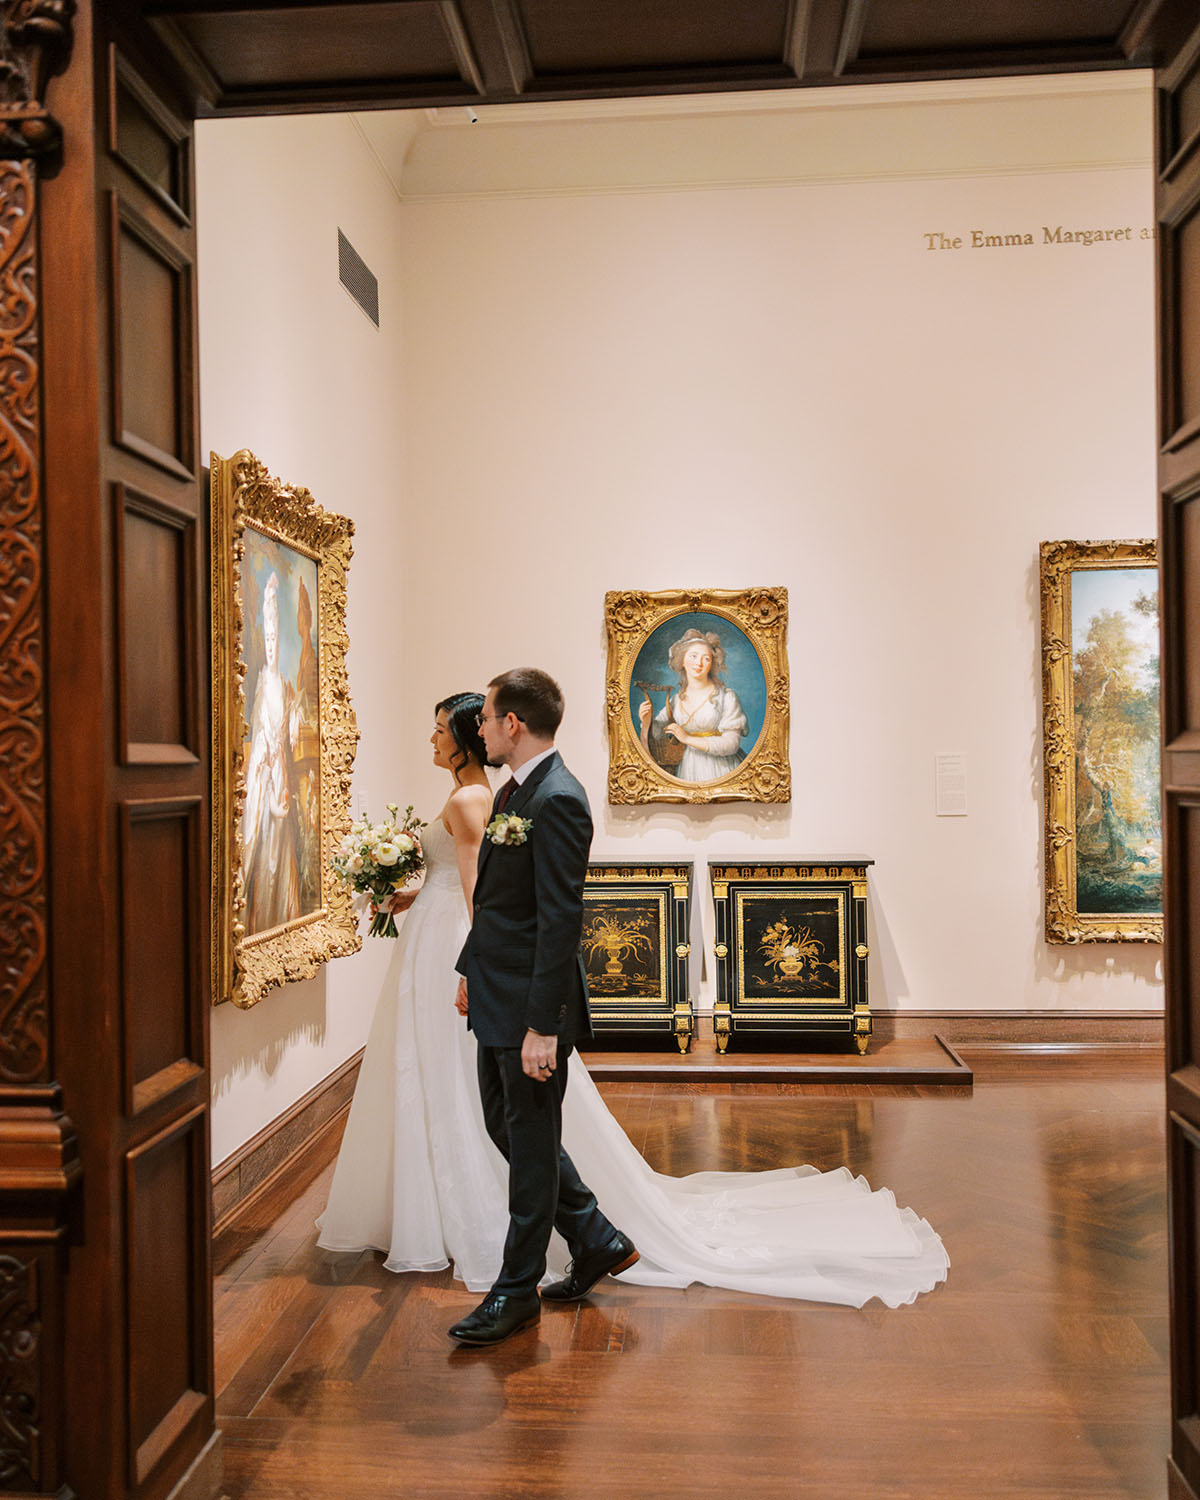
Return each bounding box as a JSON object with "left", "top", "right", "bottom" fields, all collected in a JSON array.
[{"left": 418, "top": 68, "right": 1153, "bottom": 129}]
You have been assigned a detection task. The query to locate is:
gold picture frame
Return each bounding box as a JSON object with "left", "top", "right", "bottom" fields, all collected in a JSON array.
[
  {"left": 1040, "top": 538, "right": 1161, "bottom": 944},
  {"left": 211, "top": 449, "right": 361, "bottom": 1006},
  {"left": 604, "top": 587, "right": 790, "bottom": 804}
]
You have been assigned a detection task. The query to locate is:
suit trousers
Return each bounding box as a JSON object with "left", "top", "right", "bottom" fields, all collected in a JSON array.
[{"left": 476, "top": 1042, "right": 614, "bottom": 1298}]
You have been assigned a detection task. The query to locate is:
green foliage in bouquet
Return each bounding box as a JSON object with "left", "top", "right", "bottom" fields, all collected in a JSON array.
[{"left": 332, "top": 803, "right": 426, "bottom": 937}]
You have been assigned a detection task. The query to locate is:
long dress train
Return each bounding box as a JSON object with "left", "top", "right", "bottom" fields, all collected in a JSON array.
[{"left": 316, "top": 823, "right": 949, "bottom": 1308}]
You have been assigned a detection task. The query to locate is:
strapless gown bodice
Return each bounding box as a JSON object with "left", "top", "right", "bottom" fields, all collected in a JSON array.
[{"left": 418, "top": 821, "right": 460, "bottom": 891}]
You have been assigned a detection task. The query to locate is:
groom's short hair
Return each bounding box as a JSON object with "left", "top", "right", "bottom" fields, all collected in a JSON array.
[{"left": 489, "top": 668, "right": 564, "bottom": 739}]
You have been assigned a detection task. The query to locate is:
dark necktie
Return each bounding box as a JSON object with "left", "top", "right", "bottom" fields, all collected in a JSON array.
[{"left": 496, "top": 777, "right": 518, "bottom": 812}]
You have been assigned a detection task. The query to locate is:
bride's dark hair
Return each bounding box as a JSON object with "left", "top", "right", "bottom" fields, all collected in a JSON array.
[{"left": 436, "top": 691, "right": 486, "bottom": 779}]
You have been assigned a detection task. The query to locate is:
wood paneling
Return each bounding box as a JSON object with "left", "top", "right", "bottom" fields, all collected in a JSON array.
[
  {"left": 114, "top": 483, "right": 199, "bottom": 764},
  {"left": 143, "top": 0, "right": 1179, "bottom": 115},
  {"left": 857, "top": 0, "right": 1135, "bottom": 55},
  {"left": 1172, "top": 496, "right": 1200, "bottom": 730},
  {"left": 1158, "top": 13, "right": 1200, "bottom": 1500},
  {"left": 110, "top": 192, "right": 195, "bottom": 477},
  {"left": 36, "top": 4, "right": 215, "bottom": 1495},
  {"left": 110, "top": 46, "right": 193, "bottom": 223},
  {"left": 515, "top": 0, "right": 788, "bottom": 73},
  {"left": 125, "top": 1103, "right": 209, "bottom": 1485},
  {"left": 120, "top": 797, "right": 204, "bottom": 1113},
  {"left": 1177, "top": 205, "right": 1200, "bottom": 439},
  {"left": 181, "top": 3, "right": 465, "bottom": 86}
]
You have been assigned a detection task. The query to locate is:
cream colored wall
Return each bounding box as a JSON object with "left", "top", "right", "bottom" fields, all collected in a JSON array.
[
  {"left": 199, "top": 78, "right": 1162, "bottom": 1166},
  {"left": 197, "top": 113, "right": 413, "bottom": 1164},
  {"left": 395, "top": 133, "right": 1162, "bottom": 1018}
]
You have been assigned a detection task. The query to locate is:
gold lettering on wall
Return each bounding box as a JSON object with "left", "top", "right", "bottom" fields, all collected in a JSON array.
[{"left": 923, "top": 226, "right": 1155, "bottom": 251}]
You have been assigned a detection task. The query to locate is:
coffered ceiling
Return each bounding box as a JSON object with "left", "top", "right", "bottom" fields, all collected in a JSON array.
[{"left": 140, "top": 0, "right": 1183, "bottom": 117}]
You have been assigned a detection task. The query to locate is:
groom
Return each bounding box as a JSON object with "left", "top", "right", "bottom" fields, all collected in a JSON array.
[{"left": 450, "top": 668, "right": 638, "bottom": 1346}]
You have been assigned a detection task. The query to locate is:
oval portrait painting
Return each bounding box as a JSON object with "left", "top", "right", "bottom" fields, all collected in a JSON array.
[{"left": 627, "top": 610, "right": 768, "bottom": 786}]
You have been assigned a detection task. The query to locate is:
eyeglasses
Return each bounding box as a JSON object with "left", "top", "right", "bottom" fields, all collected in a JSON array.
[{"left": 475, "top": 711, "right": 525, "bottom": 728}]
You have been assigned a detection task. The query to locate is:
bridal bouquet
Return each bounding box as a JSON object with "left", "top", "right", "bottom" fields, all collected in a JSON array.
[{"left": 332, "top": 803, "right": 426, "bottom": 938}]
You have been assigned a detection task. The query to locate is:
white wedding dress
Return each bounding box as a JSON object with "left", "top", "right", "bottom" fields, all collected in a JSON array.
[{"left": 316, "top": 823, "right": 949, "bottom": 1308}]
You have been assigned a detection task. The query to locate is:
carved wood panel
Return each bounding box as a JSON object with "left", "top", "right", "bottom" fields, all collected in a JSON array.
[{"left": 0, "top": 157, "right": 47, "bottom": 1090}]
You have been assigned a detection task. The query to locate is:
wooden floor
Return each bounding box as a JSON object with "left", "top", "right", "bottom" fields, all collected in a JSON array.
[
  {"left": 581, "top": 1030, "right": 972, "bottom": 1084},
  {"left": 214, "top": 1049, "right": 1168, "bottom": 1499}
]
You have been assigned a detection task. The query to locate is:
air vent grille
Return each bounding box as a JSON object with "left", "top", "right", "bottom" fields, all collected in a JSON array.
[{"left": 338, "top": 229, "right": 379, "bottom": 327}]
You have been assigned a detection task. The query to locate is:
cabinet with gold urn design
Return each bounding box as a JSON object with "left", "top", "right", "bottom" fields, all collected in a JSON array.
[
  {"left": 581, "top": 861, "right": 694, "bottom": 1051},
  {"left": 709, "top": 860, "right": 873, "bottom": 1053}
]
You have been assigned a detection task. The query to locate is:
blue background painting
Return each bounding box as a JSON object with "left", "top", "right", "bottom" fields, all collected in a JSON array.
[{"left": 627, "top": 610, "right": 767, "bottom": 768}]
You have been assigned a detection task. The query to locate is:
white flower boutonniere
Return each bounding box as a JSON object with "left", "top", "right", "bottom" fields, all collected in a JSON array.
[{"left": 487, "top": 813, "right": 532, "bottom": 846}]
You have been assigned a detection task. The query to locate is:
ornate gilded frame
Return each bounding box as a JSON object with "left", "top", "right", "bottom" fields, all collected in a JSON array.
[
  {"left": 211, "top": 449, "right": 361, "bottom": 1006},
  {"left": 1040, "top": 538, "right": 1161, "bottom": 944},
  {"left": 604, "top": 587, "right": 790, "bottom": 804}
]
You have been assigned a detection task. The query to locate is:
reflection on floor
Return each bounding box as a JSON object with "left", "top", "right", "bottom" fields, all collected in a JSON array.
[{"left": 214, "top": 1048, "right": 1167, "bottom": 1500}]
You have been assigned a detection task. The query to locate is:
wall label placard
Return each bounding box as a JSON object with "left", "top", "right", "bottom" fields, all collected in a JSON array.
[{"left": 923, "top": 226, "right": 1155, "bottom": 252}]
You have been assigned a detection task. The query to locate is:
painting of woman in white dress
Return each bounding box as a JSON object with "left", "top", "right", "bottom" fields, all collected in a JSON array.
[
  {"left": 631, "top": 614, "right": 767, "bottom": 786},
  {"left": 240, "top": 530, "right": 322, "bottom": 936}
]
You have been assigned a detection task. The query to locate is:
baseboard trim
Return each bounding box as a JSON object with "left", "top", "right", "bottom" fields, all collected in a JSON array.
[
  {"left": 870, "top": 1010, "right": 1163, "bottom": 1047},
  {"left": 163, "top": 1429, "right": 223, "bottom": 1500},
  {"left": 212, "top": 1049, "right": 363, "bottom": 1236},
  {"left": 1169, "top": 1456, "right": 1199, "bottom": 1500}
]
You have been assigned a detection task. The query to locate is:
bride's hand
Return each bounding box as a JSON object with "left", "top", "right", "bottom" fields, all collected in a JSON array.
[{"left": 386, "top": 887, "right": 419, "bottom": 914}]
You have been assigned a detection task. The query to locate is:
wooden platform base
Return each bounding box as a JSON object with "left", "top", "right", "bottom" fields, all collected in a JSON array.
[{"left": 580, "top": 1031, "right": 972, "bottom": 1085}]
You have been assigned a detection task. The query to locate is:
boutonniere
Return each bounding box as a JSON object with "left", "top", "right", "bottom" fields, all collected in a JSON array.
[{"left": 487, "top": 813, "right": 532, "bottom": 846}]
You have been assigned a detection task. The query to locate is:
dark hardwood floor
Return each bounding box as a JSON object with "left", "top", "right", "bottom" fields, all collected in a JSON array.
[{"left": 214, "top": 1049, "right": 1168, "bottom": 1498}]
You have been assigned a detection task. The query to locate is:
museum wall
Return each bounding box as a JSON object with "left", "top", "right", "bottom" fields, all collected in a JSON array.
[
  {"left": 197, "top": 77, "right": 1163, "bottom": 1165},
  {"left": 393, "top": 82, "right": 1163, "bottom": 1019},
  {"left": 197, "top": 113, "right": 411, "bottom": 1163}
]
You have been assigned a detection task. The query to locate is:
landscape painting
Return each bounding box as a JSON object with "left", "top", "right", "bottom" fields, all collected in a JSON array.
[
  {"left": 1040, "top": 539, "right": 1162, "bottom": 943},
  {"left": 1070, "top": 566, "right": 1160, "bottom": 917}
]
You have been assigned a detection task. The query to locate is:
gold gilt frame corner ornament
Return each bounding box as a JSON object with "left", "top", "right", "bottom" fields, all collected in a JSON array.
[
  {"left": 605, "top": 587, "right": 790, "bottom": 804},
  {"left": 211, "top": 450, "right": 361, "bottom": 1007},
  {"left": 1040, "top": 538, "right": 1161, "bottom": 944}
]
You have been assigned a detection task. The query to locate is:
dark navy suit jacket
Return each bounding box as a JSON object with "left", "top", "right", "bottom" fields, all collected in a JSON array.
[{"left": 455, "top": 751, "right": 594, "bottom": 1049}]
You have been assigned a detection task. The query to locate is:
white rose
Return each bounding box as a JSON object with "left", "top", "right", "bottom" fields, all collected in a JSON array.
[
  {"left": 375, "top": 840, "right": 400, "bottom": 866},
  {"left": 394, "top": 833, "right": 414, "bottom": 854},
  {"left": 348, "top": 853, "right": 365, "bottom": 874}
]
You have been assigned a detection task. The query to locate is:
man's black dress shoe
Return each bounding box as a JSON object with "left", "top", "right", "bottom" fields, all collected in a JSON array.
[
  {"left": 541, "top": 1232, "right": 640, "bottom": 1302},
  {"left": 447, "top": 1292, "right": 541, "bottom": 1346}
]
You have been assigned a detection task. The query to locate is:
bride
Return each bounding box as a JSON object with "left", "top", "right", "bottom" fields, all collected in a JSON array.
[{"left": 316, "top": 692, "right": 949, "bottom": 1308}]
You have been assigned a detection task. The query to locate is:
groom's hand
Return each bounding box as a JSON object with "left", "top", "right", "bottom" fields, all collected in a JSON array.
[
  {"left": 522, "top": 1029, "right": 558, "bottom": 1081},
  {"left": 454, "top": 977, "right": 469, "bottom": 1016}
]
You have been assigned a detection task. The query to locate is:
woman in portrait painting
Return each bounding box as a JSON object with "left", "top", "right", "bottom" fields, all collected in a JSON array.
[
  {"left": 639, "top": 627, "right": 748, "bottom": 782},
  {"left": 242, "top": 571, "right": 302, "bottom": 933}
]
